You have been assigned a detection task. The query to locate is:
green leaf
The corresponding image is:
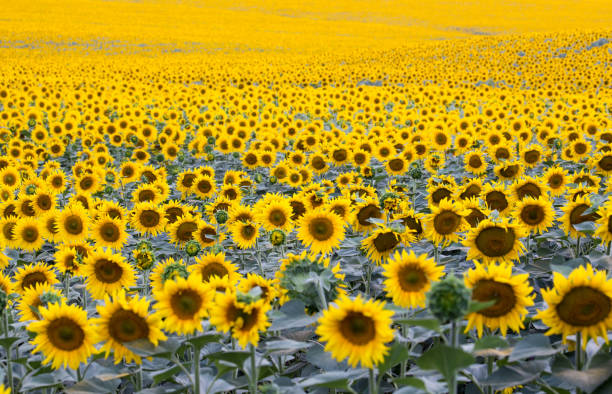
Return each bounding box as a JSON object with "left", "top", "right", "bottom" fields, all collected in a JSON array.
[
  {"left": 378, "top": 342, "right": 411, "bottom": 375},
  {"left": 508, "top": 334, "right": 559, "bottom": 362},
  {"left": 395, "top": 318, "right": 441, "bottom": 332},
  {"left": 416, "top": 344, "right": 475, "bottom": 384},
  {"left": 269, "top": 300, "right": 319, "bottom": 331},
  {"left": 152, "top": 365, "right": 182, "bottom": 385},
  {"left": 20, "top": 373, "right": 62, "bottom": 391},
  {"left": 467, "top": 299, "right": 496, "bottom": 314},
  {"left": 208, "top": 350, "right": 251, "bottom": 368},
  {"left": 298, "top": 370, "right": 367, "bottom": 390},
  {"left": 262, "top": 339, "right": 313, "bottom": 355},
  {"left": 0, "top": 336, "right": 21, "bottom": 349},
  {"left": 482, "top": 365, "right": 539, "bottom": 389},
  {"left": 124, "top": 338, "right": 180, "bottom": 358},
  {"left": 555, "top": 359, "right": 612, "bottom": 393},
  {"left": 574, "top": 221, "right": 596, "bottom": 234},
  {"left": 65, "top": 377, "right": 121, "bottom": 393},
  {"left": 394, "top": 377, "right": 427, "bottom": 392},
  {"left": 184, "top": 333, "right": 222, "bottom": 349},
  {"left": 474, "top": 336, "right": 509, "bottom": 352}
]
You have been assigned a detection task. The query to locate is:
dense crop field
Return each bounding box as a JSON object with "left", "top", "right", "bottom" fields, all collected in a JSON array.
[{"left": 1, "top": 1, "right": 612, "bottom": 393}]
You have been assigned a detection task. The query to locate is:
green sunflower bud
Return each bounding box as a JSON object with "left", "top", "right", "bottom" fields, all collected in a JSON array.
[
  {"left": 185, "top": 239, "right": 202, "bottom": 257},
  {"left": 214, "top": 210, "right": 229, "bottom": 224},
  {"left": 269, "top": 229, "right": 286, "bottom": 246},
  {"left": 427, "top": 274, "right": 471, "bottom": 323}
]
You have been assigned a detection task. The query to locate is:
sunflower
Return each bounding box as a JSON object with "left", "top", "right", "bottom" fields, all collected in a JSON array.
[
  {"left": 464, "top": 150, "right": 488, "bottom": 175},
  {"left": 385, "top": 156, "right": 408, "bottom": 176},
  {"left": 91, "top": 215, "right": 128, "bottom": 250},
  {"left": 381, "top": 250, "right": 444, "bottom": 309},
  {"left": 31, "top": 188, "right": 56, "bottom": 216},
  {"left": 543, "top": 166, "right": 569, "bottom": 196},
  {"left": 13, "top": 216, "right": 45, "bottom": 252},
  {"left": 154, "top": 273, "right": 214, "bottom": 335},
  {"left": 150, "top": 258, "right": 189, "bottom": 294},
  {"left": 229, "top": 220, "right": 259, "bottom": 249},
  {"left": 326, "top": 197, "right": 354, "bottom": 222},
  {"left": 590, "top": 152, "right": 612, "bottom": 176},
  {"left": 424, "top": 198, "right": 469, "bottom": 246},
  {"left": 193, "top": 174, "right": 217, "bottom": 200},
  {"left": 462, "top": 197, "right": 491, "bottom": 228},
  {"left": 520, "top": 144, "right": 543, "bottom": 168},
  {"left": 54, "top": 245, "right": 81, "bottom": 276},
  {"left": 297, "top": 208, "right": 345, "bottom": 256},
  {"left": 256, "top": 198, "right": 293, "bottom": 232},
  {"left": 512, "top": 196, "right": 555, "bottom": 234},
  {"left": 237, "top": 273, "right": 278, "bottom": 304},
  {"left": 95, "top": 290, "right": 166, "bottom": 364},
  {"left": 130, "top": 202, "right": 167, "bottom": 236},
  {"left": 482, "top": 183, "right": 514, "bottom": 216},
  {"left": 536, "top": 264, "right": 612, "bottom": 347},
  {"left": 56, "top": 204, "right": 90, "bottom": 244},
  {"left": 569, "top": 138, "right": 591, "bottom": 161},
  {"left": 80, "top": 250, "right": 136, "bottom": 300},
  {"left": 427, "top": 182, "right": 455, "bottom": 208},
  {"left": 464, "top": 218, "right": 527, "bottom": 264},
  {"left": 494, "top": 161, "right": 523, "bottom": 182},
  {"left": 352, "top": 196, "right": 383, "bottom": 233},
  {"left": 28, "top": 301, "right": 97, "bottom": 370},
  {"left": 464, "top": 262, "right": 534, "bottom": 337},
  {"left": 168, "top": 214, "right": 200, "bottom": 246},
  {"left": 316, "top": 294, "right": 394, "bottom": 368},
  {"left": 209, "top": 291, "right": 271, "bottom": 348},
  {"left": 194, "top": 221, "right": 223, "bottom": 247},
  {"left": 362, "top": 225, "right": 412, "bottom": 264},
  {"left": 189, "top": 252, "right": 240, "bottom": 284},
  {"left": 17, "top": 282, "right": 65, "bottom": 322},
  {"left": 512, "top": 176, "right": 549, "bottom": 201},
  {"left": 561, "top": 195, "right": 601, "bottom": 239},
  {"left": 13, "top": 262, "right": 59, "bottom": 295},
  {"left": 595, "top": 202, "right": 612, "bottom": 244}
]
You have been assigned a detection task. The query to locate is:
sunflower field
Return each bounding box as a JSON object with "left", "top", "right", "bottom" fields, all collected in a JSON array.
[{"left": 1, "top": 1, "right": 612, "bottom": 393}]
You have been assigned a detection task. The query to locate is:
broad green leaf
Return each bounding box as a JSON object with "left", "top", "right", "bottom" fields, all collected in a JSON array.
[
  {"left": 508, "top": 334, "right": 559, "bottom": 362},
  {"left": 20, "top": 373, "right": 62, "bottom": 391},
  {"left": 416, "top": 344, "right": 475, "bottom": 384},
  {"left": 482, "top": 365, "right": 539, "bottom": 389},
  {"left": 378, "top": 342, "right": 411, "bottom": 375},
  {"left": 394, "top": 377, "right": 428, "bottom": 392},
  {"left": 555, "top": 359, "right": 612, "bottom": 393},
  {"left": 474, "top": 336, "right": 509, "bottom": 352},
  {"left": 395, "top": 318, "right": 441, "bottom": 332},
  {"left": 208, "top": 350, "right": 251, "bottom": 368},
  {"left": 184, "top": 333, "right": 222, "bottom": 349},
  {"left": 0, "top": 336, "right": 21, "bottom": 349},
  {"left": 467, "top": 299, "right": 496, "bottom": 314},
  {"left": 263, "top": 339, "right": 313, "bottom": 354},
  {"left": 65, "top": 377, "right": 121, "bottom": 393},
  {"left": 298, "top": 370, "right": 367, "bottom": 390},
  {"left": 124, "top": 338, "right": 180, "bottom": 358}
]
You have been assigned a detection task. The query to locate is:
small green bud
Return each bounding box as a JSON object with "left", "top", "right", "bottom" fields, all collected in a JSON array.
[
  {"left": 185, "top": 239, "right": 202, "bottom": 257},
  {"left": 269, "top": 229, "right": 286, "bottom": 246},
  {"left": 427, "top": 274, "right": 471, "bottom": 323},
  {"left": 214, "top": 210, "right": 229, "bottom": 224}
]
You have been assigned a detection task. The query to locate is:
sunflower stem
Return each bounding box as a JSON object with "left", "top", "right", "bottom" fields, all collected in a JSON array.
[
  {"left": 364, "top": 262, "right": 373, "bottom": 297},
  {"left": 576, "top": 332, "right": 583, "bottom": 394},
  {"left": 3, "top": 311, "right": 13, "bottom": 394},
  {"left": 136, "top": 364, "right": 143, "bottom": 391},
  {"left": 400, "top": 324, "right": 408, "bottom": 378},
  {"left": 449, "top": 320, "right": 458, "bottom": 394},
  {"left": 607, "top": 241, "right": 611, "bottom": 256},
  {"left": 433, "top": 245, "right": 439, "bottom": 264},
  {"left": 575, "top": 236, "right": 582, "bottom": 258},
  {"left": 249, "top": 344, "right": 258, "bottom": 394},
  {"left": 63, "top": 273, "right": 70, "bottom": 300},
  {"left": 486, "top": 356, "right": 494, "bottom": 394},
  {"left": 193, "top": 344, "right": 201, "bottom": 394},
  {"left": 369, "top": 368, "right": 378, "bottom": 394},
  {"left": 316, "top": 280, "right": 327, "bottom": 311}
]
